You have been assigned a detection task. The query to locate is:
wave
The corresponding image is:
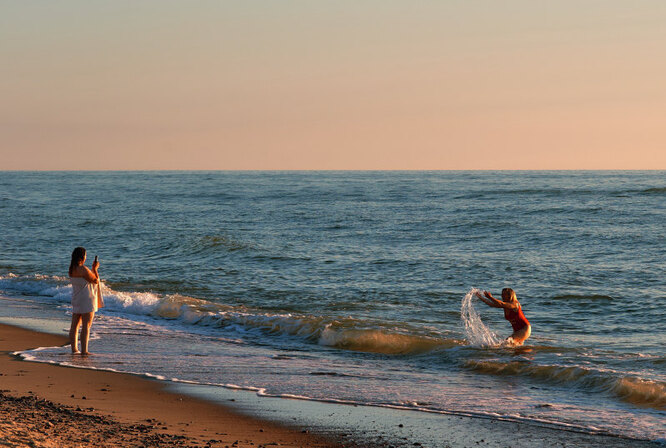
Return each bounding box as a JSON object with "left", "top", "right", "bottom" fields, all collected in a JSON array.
[
  {"left": 455, "top": 188, "right": 597, "bottom": 199},
  {"left": 641, "top": 187, "right": 666, "bottom": 195},
  {"left": 0, "top": 272, "right": 459, "bottom": 356},
  {"left": 550, "top": 294, "right": 615, "bottom": 301},
  {"left": 187, "top": 235, "right": 310, "bottom": 261},
  {"left": 455, "top": 186, "right": 666, "bottom": 200},
  {"left": 319, "top": 325, "right": 459, "bottom": 354},
  {"left": 464, "top": 360, "right": 666, "bottom": 410},
  {"left": 192, "top": 235, "right": 254, "bottom": 253}
]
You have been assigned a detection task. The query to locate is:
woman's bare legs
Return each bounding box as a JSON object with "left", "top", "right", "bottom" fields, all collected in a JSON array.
[
  {"left": 69, "top": 314, "right": 82, "bottom": 353},
  {"left": 80, "top": 312, "right": 95, "bottom": 355},
  {"left": 506, "top": 325, "right": 531, "bottom": 346}
]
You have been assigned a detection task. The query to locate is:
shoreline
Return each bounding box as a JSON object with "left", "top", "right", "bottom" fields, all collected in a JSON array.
[
  {"left": 0, "top": 322, "right": 337, "bottom": 448},
  {"left": 2, "top": 322, "right": 661, "bottom": 448}
]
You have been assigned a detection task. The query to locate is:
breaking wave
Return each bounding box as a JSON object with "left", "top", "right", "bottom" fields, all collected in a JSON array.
[
  {"left": 0, "top": 273, "right": 458, "bottom": 356},
  {"left": 464, "top": 360, "right": 666, "bottom": 410}
]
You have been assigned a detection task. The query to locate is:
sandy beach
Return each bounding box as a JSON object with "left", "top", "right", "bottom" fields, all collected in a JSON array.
[
  {"left": 2, "top": 318, "right": 662, "bottom": 448},
  {"left": 0, "top": 323, "right": 336, "bottom": 448}
]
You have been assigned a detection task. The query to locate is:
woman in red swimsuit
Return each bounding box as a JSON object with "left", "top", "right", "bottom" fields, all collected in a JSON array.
[{"left": 475, "top": 288, "right": 531, "bottom": 346}]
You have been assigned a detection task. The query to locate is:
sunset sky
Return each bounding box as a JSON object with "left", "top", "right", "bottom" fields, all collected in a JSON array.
[{"left": 1, "top": 1, "right": 665, "bottom": 170}]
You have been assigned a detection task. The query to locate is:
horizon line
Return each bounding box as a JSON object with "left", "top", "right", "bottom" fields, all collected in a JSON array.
[{"left": 2, "top": 168, "right": 665, "bottom": 173}]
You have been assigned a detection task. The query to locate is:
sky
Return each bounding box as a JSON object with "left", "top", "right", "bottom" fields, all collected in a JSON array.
[{"left": 1, "top": 1, "right": 665, "bottom": 170}]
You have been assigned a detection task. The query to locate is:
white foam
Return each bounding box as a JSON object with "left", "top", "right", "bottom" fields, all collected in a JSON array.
[{"left": 0, "top": 273, "right": 164, "bottom": 315}]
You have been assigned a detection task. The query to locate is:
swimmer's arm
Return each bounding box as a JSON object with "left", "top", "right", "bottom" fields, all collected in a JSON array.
[
  {"left": 476, "top": 291, "right": 503, "bottom": 308},
  {"left": 476, "top": 291, "right": 516, "bottom": 309}
]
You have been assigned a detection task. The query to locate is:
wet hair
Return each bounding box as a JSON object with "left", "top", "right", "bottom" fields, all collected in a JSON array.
[
  {"left": 502, "top": 288, "right": 517, "bottom": 302},
  {"left": 69, "top": 247, "right": 86, "bottom": 276}
]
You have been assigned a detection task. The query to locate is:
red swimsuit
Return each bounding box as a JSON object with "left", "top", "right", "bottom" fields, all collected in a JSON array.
[{"left": 504, "top": 305, "right": 530, "bottom": 332}]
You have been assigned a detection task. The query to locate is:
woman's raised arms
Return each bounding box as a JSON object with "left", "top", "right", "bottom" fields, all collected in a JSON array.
[{"left": 475, "top": 290, "right": 518, "bottom": 310}]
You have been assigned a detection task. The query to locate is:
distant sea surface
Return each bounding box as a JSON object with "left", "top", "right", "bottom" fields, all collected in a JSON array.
[{"left": 1, "top": 171, "right": 664, "bottom": 442}]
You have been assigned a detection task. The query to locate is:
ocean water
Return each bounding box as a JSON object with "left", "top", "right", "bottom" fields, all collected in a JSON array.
[{"left": 0, "top": 171, "right": 664, "bottom": 443}]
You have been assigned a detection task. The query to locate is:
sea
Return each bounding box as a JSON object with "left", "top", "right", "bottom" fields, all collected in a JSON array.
[{"left": 0, "top": 171, "right": 664, "bottom": 445}]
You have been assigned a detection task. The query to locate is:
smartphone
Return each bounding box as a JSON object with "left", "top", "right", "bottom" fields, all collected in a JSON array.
[{"left": 94, "top": 255, "right": 98, "bottom": 263}]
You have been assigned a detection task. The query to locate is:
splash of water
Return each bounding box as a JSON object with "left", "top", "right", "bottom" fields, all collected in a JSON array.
[{"left": 460, "top": 288, "right": 500, "bottom": 347}]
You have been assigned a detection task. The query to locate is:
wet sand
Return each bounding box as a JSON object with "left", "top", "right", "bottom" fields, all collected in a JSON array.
[
  {"left": 0, "top": 323, "right": 335, "bottom": 448},
  {"left": 1, "top": 321, "right": 660, "bottom": 448}
]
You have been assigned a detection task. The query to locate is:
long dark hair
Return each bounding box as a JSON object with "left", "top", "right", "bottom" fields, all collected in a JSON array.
[{"left": 69, "top": 247, "right": 86, "bottom": 276}]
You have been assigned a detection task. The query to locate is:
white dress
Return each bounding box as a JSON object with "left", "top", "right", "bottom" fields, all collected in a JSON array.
[{"left": 70, "top": 277, "right": 99, "bottom": 314}]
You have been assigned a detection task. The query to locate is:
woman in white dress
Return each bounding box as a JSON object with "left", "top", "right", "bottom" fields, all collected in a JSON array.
[{"left": 68, "top": 247, "right": 100, "bottom": 355}]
